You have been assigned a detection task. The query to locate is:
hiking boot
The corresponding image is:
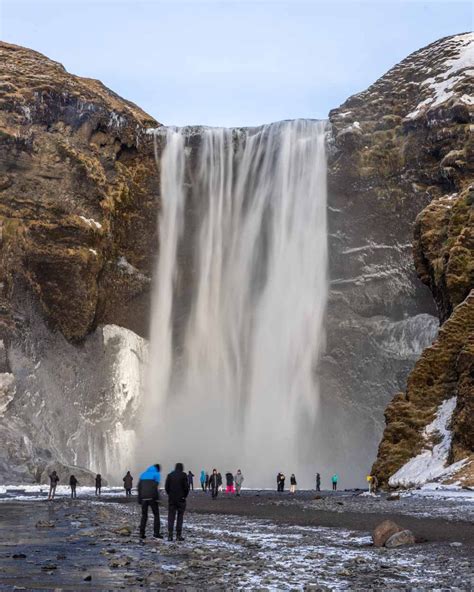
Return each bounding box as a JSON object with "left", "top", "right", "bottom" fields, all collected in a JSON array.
[
  {"left": 176, "top": 535, "right": 185, "bottom": 542},
  {"left": 168, "top": 534, "right": 173, "bottom": 542},
  {"left": 139, "top": 533, "right": 146, "bottom": 539},
  {"left": 153, "top": 533, "right": 163, "bottom": 539}
]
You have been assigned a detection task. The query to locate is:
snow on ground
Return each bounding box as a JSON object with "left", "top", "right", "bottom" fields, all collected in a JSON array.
[{"left": 389, "top": 397, "right": 468, "bottom": 488}]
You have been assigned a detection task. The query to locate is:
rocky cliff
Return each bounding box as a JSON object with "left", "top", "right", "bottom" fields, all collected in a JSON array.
[
  {"left": 0, "top": 42, "right": 159, "bottom": 481},
  {"left": 323, "top": 33, "right": 472, "bottom": 483},
  {"left": 366, "top": 34, "right": 473, "bottom": 486}
]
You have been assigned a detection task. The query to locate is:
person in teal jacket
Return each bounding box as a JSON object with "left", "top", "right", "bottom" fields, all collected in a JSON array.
[
  {"left": 200, "top": 470, "right": 206, "bottom": 492},
  {"left": 331, "top": 473, "right": 339, "bottom": 491}
]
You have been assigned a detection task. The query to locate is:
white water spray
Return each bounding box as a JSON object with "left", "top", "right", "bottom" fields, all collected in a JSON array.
[{"left": 142, "top": 120, "right": 328, "bottom": 487}]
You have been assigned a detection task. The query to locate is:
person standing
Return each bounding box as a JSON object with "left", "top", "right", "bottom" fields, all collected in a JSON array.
[
  {"left": 370, "top": 474, "right": 378, "bottom": 494},
  {"left": 331, "top": 473, "right": 338, "bottom": 491},
  {"left": 69, "top": 474, "right": 78, "bottom": 499},
  {"left": 217, "top": 472, "right": 223, "bottom": 492},
  {"left": 316, "top": 473, "right": 321, "bottom": 492},
  {"left": 290, "top": 474, "right": 297, "bottom": 494},
  {"left": 48, "top": 471, "right": 59, "bottom": 500},
  {"left": 200, "top": 470, "right": 206, "bottom": 492},
  {"left": 225, "top": 472, "right": 235, "bottom": 493},
  {"left": 165, "top": 463, "right": 190, "bottom": 541},
  {"left": 187, "top": 470, "right": 194, "bottom": 491},
  {"left": 276, "top": 473, "right": 282, "bottom": 492},
  {"left": 123, "top": 471, "right": 133, "bottom": 496},
  {"left": 209, "top": 469, "right": 219, "bottom": 499},
  {"left": 137, "top": 464, "right": 162, "bottom": 539},
  {"left": 205, "top": 472, "right": 210, "bottom": 492},
  {"left": 95, "top": 474, "right": 102, "bottom": 496},
  {"left": 280, "top": 473, "right": 286, "bottom": 492},
  {"left": 234, "top": 469, "right": 244, "bottom": 496}
]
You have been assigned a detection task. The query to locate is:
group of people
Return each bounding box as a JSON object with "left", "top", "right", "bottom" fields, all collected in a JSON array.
[
  {"left": 195, "top": 469, "right": 245, "bottom": 496},
  {"left": 49, "top": 469, "right": 341, "bottom": 501},
  {"left": 276, "top": 472, "right": 338, "bottom": 493}
]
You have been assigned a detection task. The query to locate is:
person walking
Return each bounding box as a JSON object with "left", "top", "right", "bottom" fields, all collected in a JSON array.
[
  {"left": 280, "top": 473, "right": 286, "bottom": 492},
  {"left": 277, "top": 472, "right": 281, "bottom": 492},
  {"left": 225, "top": 472, "right": 235, "bottom": 493},
  {"left": 187, "top": 470, "right": 194, "bottom": 491},
  {"left": 205, "top": 472, "right": 210, "bottom": 492},
  {"left": 370, "top": 474, "right": 378, "bottom": 494},
  {"left": 69, "top": 474, "right": 78, "bottom": 499},
  {"left": 209, "top": 469, "right": 219, "bottom": 499},
  {"left": 137, "top": 464, "right": 162, "bottom": 539},
  {"left": 165, "top": 463, "right": 190, "bottom": 541},
  {"left": 316, "top": 473, "right": 321, "bottom": 492},
  {"left": 331, "top": 473, "right": 338, "bottom": 491},
  {"left": 234, "top": 469, "right": 244, "bottom": 496},
  {"left": 95, "top": 474, "right": 102, "bottom": 496},
  {"left": 123, "top": 471, "right": 133, "bottom": 496},
  {"left": 217, "top": 472, "right": 223, "bottom": 492},
  {"left": 200, "top": 470, "right": 206, "bottom": 492},
  {"left": 290, "top": 474, "right": 297, "bottom": 494},
  {"left": 48, "top": 470, "right": 59, "bottom": 500}
]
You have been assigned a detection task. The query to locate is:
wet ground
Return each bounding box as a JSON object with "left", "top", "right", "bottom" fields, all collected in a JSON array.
[{"left": 0, "top": 490, "right": 472, "bottom": 590}]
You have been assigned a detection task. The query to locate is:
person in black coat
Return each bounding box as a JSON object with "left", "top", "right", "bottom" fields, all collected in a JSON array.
[
  {"left": 165, "top": 463, "right": 190, "bottom": 541},
  {"left": 187, "top": 471, "right": 194, "bottom": 491},
  {"left": 95, "top": 474, "right": 102, "bottom": 496},
  {"left": 69, "top": 475, "right": 78, "bottom": 499},
  {"left": 316, "top": 473, "right": 321, "bottom": 492},
  {"left": 208, "top": 469, "right": 219, "bottom": 498}
]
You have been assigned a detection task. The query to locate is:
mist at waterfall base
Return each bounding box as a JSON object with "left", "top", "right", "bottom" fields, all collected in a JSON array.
[{"left": 140, "top": 120, "right": 329, "bottom": 489}]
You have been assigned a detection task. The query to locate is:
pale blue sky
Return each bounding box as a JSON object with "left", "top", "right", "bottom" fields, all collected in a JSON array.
[{"left": 1, "top": 1, "right": 472, "bottom": 126}]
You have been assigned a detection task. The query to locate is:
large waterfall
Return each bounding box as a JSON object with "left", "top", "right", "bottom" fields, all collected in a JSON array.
[{"left": 142, "top": 120, "right": 328, "bottom": 488}]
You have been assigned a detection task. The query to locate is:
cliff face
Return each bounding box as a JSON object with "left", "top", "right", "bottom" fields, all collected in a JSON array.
[
  {"left": 0, "top": 42, "right": 159, "bottom": 481},
  {"left": 367, "top": 34, "right": 473, "bottom": 486},
  {"left": 324, "top": 33, "right": 472, "bottom": 481}
]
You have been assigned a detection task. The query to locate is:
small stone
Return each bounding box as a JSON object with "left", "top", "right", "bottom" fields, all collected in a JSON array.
[
  {"left": 115, "top": 526, "right": 132, "bottom": 536},
  {"left": 83, "top": 574, "right": 92, "bottom": 582},
  {"left": 41, "top": 563, "right": 57, "bottom": 570},
  {"left": 387, "top": 494, "right": 400, "bottom": 501},
  {"left": 35, "top": 520, "right": 55, "bottom": 528},
  {"left": 385, "top": 529, "right": 415, "bottom": 548},
  {"left": 56, "top": 553, "right": 66, "bottom": 560},
  {"left": 12, "top": 553, "right": 27, "bottom": 559},
  {"left": 450, "top": 542, "right": 462, "bottom": 547}
]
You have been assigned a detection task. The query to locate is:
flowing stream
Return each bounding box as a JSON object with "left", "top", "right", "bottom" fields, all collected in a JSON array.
[{"left": 141, "top": 120, "right": 328, "bottom": 487}]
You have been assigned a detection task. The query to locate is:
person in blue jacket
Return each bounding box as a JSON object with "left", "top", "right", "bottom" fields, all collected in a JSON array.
[
  {"left": 200, "top": 470, "right": 206, "bottom": 492},
  {"left": 137, "top": 464, "right": 162, "bottom": 539}
]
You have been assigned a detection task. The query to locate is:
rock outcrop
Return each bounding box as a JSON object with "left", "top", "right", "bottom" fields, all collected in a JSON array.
[{"left": 0, "top": 42, "right": 158, "bottom": 481}]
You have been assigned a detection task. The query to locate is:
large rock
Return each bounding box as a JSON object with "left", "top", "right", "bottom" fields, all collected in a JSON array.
[{"left": 372, "top": 520, "right": 403, "bottom": 547}]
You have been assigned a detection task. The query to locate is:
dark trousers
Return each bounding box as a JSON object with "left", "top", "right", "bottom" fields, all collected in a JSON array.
[
  {"left": 316, "top": 484, "right": 320, "bottom": 492},
  {"left": 201, "top": 482, "right": 206, "bottom": 492},
  {"left": 71, "top": 486, "right": 76, "bottom": 499},
  {"left": 140, "top": 500, "right": 160, "bottom": 536},
  {"left": 211, "top": 487, "right": 218, "bottom": 499},
  {"left": 168, "top": 500, "right": 186, "bottom": 535},
  {"left": 125, "top": 488, "right": 132, "bottom": 497},
  {"left": 95, "top": 486, "right": 101, "bottom": 495},
  {"left": 332, "top": 482, "right": 337, "bottom": 491}
]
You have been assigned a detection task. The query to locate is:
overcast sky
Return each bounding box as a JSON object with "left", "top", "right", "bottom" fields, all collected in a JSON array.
[{"left": 1, "top": 1, "right": 471, "bottom": 126}]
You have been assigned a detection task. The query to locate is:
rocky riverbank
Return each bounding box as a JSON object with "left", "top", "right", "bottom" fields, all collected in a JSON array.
[{"left": 0, "top": 490, "right": 472, "bottom": 590}]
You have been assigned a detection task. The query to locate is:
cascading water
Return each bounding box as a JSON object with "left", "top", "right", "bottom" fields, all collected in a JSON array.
[{"left": 142, "top": 120, "right": 328, "bottom": 487}]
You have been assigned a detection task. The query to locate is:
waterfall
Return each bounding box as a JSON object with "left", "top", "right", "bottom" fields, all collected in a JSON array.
[{"left": 142, "top": 120, "right": 328, "bottom": 488}]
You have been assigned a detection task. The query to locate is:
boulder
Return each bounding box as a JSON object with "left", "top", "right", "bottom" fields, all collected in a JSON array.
[
  {"left": 385, "top": 529, "right": 416, "bottom": 548},
  {"left": 372, "top": 520, "right": 403, "bottom": 547}
]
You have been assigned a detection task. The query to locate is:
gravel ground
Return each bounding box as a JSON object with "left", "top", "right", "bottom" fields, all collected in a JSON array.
[{"left": 0, "top": 491, "right": 473, "bottom": 590}]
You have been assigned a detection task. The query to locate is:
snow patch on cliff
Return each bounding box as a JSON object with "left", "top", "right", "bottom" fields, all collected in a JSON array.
[{"left": 389, "top": 397, "right": 466, "bottom": 487}]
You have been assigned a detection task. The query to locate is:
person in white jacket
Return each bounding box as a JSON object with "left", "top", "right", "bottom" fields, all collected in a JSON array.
[{"left": 234, "top": 469, "right": 244, "bottom": 496}]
